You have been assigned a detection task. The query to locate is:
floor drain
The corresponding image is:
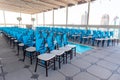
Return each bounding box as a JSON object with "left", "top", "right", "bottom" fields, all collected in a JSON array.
[
  {"left": 80, "top": 68, "right": 87, "bottom": 72},
  {"left": 65, "top": 76, "right": 73, "bottom": 80},
  {"left": 91, "top": 63, "right": 96, "bottom": 65},
  {"left": 18, "top": 59, "right": 23, "bottom": 61},
  {"left": 24, "top": 65, "right": 30, "bottom": 68},
  {"left": 31, "top": 74, "right": 39, "bottom": 79}
]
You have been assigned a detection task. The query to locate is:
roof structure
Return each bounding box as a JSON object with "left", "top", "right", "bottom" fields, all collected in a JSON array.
[{"left": 0, "top": 0, "right": 95, "bottom": 14}]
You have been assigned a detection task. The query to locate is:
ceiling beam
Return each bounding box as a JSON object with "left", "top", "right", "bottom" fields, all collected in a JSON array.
[
  {"left": 0, "top": 0, "right": 95, "bottom": 14},
  {"left": 0, "top": 0, "right": 52, "bottom": 14},
  {"left": 0, "top": 2, "right": 43, "bottom": 14},
  {"left": 23, "top": 0, "right": 59, "bottom": 8},
  {"left": 59, "top": 0, "right": 78, "bottom": 4},
  {"left": 39, "top": 0, "right": 67, "bottom": 6},
  {"left": 8, "top": 0, "right": 51, "bottom": 10}
]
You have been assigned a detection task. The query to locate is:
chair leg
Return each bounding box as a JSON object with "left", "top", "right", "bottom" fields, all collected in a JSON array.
[
  {"left": 30, "top": 53, "right": 32, "bottom": 65},
  {"left": 102, "top": 40, "right": 104, "bottom": 47},
  {"left": 12, "top": 40, "right": 14, "bottom": 48},
  {"left": 13, "top": 42, "right": 15, "bottom": 48},
  {"left": 107, "top": 40, "right": 109, "bottom": 46},
  {"left": 70, "top": 50, "right": 73, "bottom": 60},
  {"left": 59, "top": 56, "right": 61, "bottom": 69},
  {"left": 97, "top": 41, "right": 99, "bottom": 47},
  {"left": 17, "top": 45, "right": 19, "bottom": 55},
  {"left": 54, "top": 57, "right": 55, "bottom": 70},
  {"left": 35, "top": 58, "right": 38, "bottom": 72},
  {"left": 74, "top": 48, "right": 76, "bottom": 56},
  {"left": 45, "top": 61, "right": 48, "bottom": 77},
  {"left": 23, "top": 50, "right": 26, "bottom": 62},
  {"left": 66, "top": 53, "right": 67, "bottom": 64},
  {"left": 117, "top": 39, "right": 119, "bottom": 45},
  {"left": 22, "top": 46, "right": 24, "bottom": 55},
  {"left": 112, "top": 40, "right": 114, "bottom": 46},
  {"left": 62, "top": 54, "right": 65, "bottom": 64}
]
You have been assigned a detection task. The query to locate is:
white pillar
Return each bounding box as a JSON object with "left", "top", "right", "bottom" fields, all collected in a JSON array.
[
  {"left": 66, "top": 6, "right": 68, "bottom": 28},
  {"left": 43, "top": 12, "right": 45, "bottom": 26},
  {"left": 87, "top": 0, "right": 91, "bottom": 30},
  {"left": 31, "top": 14, "right": 33, "bottom": 26},
  {"left": 53, "top": 9, "right": 54, "bottom": 27},
  {"left": 3, "top": 10, "right": 6, "bottom": 26},
  {"left": 36, "top": 14, "right": 38, "bottom": 26},
  {"left": 20, "top": 12, "right": 22, "bottom": 26}
]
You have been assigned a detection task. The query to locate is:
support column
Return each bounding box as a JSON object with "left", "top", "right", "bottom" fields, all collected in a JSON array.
[
  {"left": 53, "top": 9, "right": 54, "bottom": 27},
  {"left": 43, "top": 12, "right": 45, "bottom": 26},
  {"left": 20, "top": 12, "right": 22, "bottom": 26},
  {"left": 66, "top": 6, "right": 68, "bottom": 28},
  {"left": 31, "top": 14, "right": 32, "bottom": 25},
  {"left": 3, "top": 10, "right": 6, "bottom": 26},
  {"left": 36, "top": 14, "right": 38, "bottom": 26},
  {"left": 87, "top": 0, "right": 91, "bottom": 30}
]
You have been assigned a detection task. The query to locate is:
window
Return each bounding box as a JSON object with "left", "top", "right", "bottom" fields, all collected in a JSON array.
[{"left": 54, "top": 8, "right": 66, "bottom": 24}]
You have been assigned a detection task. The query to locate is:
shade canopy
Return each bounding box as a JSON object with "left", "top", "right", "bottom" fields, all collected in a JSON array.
[{"left": 0, "top": 0, "right": 95, "bottom": 14}]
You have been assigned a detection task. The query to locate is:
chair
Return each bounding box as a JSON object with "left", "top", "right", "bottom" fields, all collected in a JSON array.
[
  {"left": 35, "top": 37, "right": 55, "bottom": 77},
  {"left": 50, "top": 50, "right": 65, "bottom": 69},
  {"left": 47, "top": 34, "right": 65, "bottom": 69},
  {"left": 17, "top": 34, "right": 24, "bottom": 55},
  {"left": 59, "top": 46, "right": 72, "bottom": 63},
  {"left": 35, "top": 53, "right": 56, "bottom": 77},
  {"left": 23, "top": 36, "right": 36, "bottom": 64}
]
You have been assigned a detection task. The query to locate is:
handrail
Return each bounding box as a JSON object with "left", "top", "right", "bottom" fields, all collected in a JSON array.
[
  {"left": 0, "top": 24, "right": 120, "bottom": 29},
  {"left": 39, "top": 24, "right": 120, "bottom": 29}
]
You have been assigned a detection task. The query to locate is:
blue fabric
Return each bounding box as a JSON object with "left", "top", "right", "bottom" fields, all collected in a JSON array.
[
  {"left": 63, "top": 34, "right": 68, "bottom": 46},
  {"left": 36, "top": 38, "right": 46, "bottom": 54},
  {"left": 23, "top": 36, "right": 34, "bottom": 47},
  {"left": 47, "top": 36, "right": 55, "bottom": 51},
  {"left": 110, "top": 31, "right": 114, "bottom": 37},
  {"left": 56, "top": 35, "right": 62, "bottom": 47}
]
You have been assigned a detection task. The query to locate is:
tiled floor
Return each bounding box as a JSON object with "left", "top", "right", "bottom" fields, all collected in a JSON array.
[{"left": 0, "top": 36, "right": 120, "bottom": 80}]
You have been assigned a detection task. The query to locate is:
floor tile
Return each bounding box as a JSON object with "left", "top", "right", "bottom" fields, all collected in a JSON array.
[
  {"left": 73, "top": 72, "right": 100, "bottom": 80},
  {"left": 59, "top": 64, "right": 80, "bottom": 77},
  {"left": 87, "top": 65, "right": 112, "bottom": 79},
  {"left": 82, "top": 55, "right": 99, "bottom": 64},
  {"left": 5, "top": 69, "right": 32, "bottom": 80},
  {"left": 97, "top": 60, "right": 119, "bottom": 71},
  {"left": 109, "top": 74, "right": 120, "bottom": 80},
  {"left": 72, "top": 59, "right": 91, "bottom": 69}
]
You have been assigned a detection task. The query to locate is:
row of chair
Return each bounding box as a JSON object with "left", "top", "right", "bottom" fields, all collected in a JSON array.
[
  {"left": 36, "top": 26, "right": 119, "bottom": 47},
  {"left": 1, "top": 26, "right": 119, "bottom": 47},
  {"left": 1, "top": 27, "right": 76, "bottom": 77}
]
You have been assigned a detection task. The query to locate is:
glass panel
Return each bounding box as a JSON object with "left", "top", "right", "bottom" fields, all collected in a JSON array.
[
  {"left": 89, "top": 0, "right": 120, "bottom": 25},
  {"left": 5, "top": 11, "right": 19, "bottom": 24},
  {"left": 37, "top": 13, "right": 43, "bottom": 25},
  {"left": 68, "top": 3, "right": 88, "bottom": 25},
  {"left": 54, "top": 8, "right": 66, "bottom": 24},
  {"left": 0, "top": 10, "right": 4, "bottom": 24},
  {"left": 21, "top": 13, "right": 31, "bottom": 24},
  {"left": 45, "top": 11, "right": 53, "bottom": 24}
]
